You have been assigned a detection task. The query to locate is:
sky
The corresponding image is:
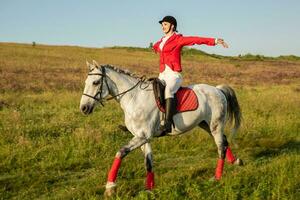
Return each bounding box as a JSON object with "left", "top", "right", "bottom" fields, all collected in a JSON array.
[{"left": 1, "top": 0, "right": 300, "bottom": 56}]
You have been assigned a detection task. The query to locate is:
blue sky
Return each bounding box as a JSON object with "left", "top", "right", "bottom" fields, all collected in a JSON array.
[{"left": 1, "top": 0, "right": 300, "bottom": 56}]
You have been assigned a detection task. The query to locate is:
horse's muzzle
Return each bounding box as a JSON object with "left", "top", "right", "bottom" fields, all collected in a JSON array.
[{"left": 80, "top": 104, "right": 94, "bottom": 115}]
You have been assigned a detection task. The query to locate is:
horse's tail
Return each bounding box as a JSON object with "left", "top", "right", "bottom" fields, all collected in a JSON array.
[{"left": 216, "top": 85, "right": 242, "bottom": 139}]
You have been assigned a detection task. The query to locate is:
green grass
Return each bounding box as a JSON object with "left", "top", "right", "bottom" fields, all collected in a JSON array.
[
  {"left": 0, "top": 43, "right": 299, "bottom": 199},
  {"left": 0, "top": 86, "right": 299, "bottom": 199}
]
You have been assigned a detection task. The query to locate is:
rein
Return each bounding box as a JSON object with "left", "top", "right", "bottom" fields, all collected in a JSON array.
[{"left": 83, "top": 66, "right": 147, "bottom": 106}]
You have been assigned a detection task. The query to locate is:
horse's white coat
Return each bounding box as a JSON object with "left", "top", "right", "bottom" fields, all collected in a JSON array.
[{"left": 80, "top": 61, "right": 241, "bottom": 191}]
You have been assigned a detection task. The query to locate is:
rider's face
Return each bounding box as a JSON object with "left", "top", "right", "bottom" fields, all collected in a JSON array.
[{"left": 161, "top": 22, "right": 174, "bottom": 34}]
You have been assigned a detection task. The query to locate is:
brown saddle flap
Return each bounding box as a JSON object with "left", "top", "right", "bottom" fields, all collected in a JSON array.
[{"left": 152, "top": 78, "right": 166, "bottom": 109}]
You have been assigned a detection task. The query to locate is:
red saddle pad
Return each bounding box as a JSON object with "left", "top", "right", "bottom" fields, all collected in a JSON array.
[{"left": 156, "top": 87, "right": 199, "bottom": 113}]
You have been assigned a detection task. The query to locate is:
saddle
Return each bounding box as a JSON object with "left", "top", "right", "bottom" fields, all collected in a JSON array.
[{"left": 152, "top": 78, "right": 199, "bottom": 113}]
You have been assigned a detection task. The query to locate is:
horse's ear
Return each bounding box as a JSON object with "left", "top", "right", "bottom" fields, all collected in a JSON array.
[
  {"left": 93, "top": 60, "right": 99, "bottom": 68},
  {"left": 86, "top": 60, "right": 94, "bottom": 71}
]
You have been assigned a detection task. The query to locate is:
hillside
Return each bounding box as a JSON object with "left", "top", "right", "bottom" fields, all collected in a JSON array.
[
  {"left": 1, "top": 42, "right": 300, "bottom": 93},
  {"left": 0, "top": 43, "right": 299, "bottom": 199}
]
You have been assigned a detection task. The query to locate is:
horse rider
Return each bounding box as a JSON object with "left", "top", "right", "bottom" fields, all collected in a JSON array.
[{"left": 153, "top": 15, "right": 229, "bottom": 134}]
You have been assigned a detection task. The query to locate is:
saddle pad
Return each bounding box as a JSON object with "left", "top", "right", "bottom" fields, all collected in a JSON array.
[{"left": 156, "top": 87, "right": 199, "bottom": 113}]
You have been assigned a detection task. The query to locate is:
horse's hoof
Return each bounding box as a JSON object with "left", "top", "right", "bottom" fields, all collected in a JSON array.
[
  {"left": 104, "top": 187, "right": 116, "bottom": 198},
  {"left": 144, "top": 189, "right": 154, "bottom": 194},
  {"left": 209, "top": 176, "right": 217, "bottom": 182},
  {"left": 234, "top": 158, "right": 244, "bottom": 166}
]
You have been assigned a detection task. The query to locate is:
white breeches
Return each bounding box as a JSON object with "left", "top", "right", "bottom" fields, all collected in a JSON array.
[{"left": 158, "top": 65, "right": 182, "bottom": 99}]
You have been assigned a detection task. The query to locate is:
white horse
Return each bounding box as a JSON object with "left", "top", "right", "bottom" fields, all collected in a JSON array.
[{"left": 80, "top": 61, "right": 242, "bottom": 196}]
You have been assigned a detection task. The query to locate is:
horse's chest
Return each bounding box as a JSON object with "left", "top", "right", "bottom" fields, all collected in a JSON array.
[
  {"left": 123, "top": 105, "right": 158, "bottom": 136},
  {"left": 124, "top": 108, "right": 147, "bottom": 125}
]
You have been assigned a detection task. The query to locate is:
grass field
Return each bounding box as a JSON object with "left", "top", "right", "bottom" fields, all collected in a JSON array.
[{"left": 0, "top": 43, "right": 300, "bottom": 199}]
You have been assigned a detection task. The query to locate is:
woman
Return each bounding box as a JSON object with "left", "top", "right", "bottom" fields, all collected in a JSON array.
[{"left": 153, "top": 15, "right": 229, "bottom": 134}]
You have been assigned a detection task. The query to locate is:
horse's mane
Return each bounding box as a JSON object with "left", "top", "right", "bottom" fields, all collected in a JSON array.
[{"left": 103, "top": 64, "right": 148, "bottom": 81}]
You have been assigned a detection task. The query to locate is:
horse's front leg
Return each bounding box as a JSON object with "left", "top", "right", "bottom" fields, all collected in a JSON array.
[
  {"left": 141, "top": 143, "right": 154, "bottom": 190},
  {"left": 105, "top": 136, "right": 148, "bottom": 196}
]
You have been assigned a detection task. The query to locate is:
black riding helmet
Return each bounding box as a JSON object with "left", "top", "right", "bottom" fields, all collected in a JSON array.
[{"left": 159, "top": 16, "right": 177, "bottom": 32}]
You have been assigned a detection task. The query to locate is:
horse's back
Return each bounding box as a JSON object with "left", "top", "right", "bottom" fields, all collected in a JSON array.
[
  {"left": 170, "top": 84, "right": 215, "bottom": 134},
  {"left": 190, "top": 83, "right": 227, "bottom": 120},
  {"left": 170, "top": 83, "right": 226, "bottom": 134},
  {"left": 189, "top": 83, "right": 225, "bottom": 103}
]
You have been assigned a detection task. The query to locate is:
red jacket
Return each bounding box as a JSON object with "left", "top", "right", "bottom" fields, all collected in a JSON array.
[{"left": 153, "top": 33, "right": 216, "bottom": 72}]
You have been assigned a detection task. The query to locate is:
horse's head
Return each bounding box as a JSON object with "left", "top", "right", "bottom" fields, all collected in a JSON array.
[{"left": 80, "top": 60, "right": 111, "bottom": 115}]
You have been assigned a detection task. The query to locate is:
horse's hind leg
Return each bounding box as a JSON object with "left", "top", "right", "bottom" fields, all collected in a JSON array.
[
  {"left": 211, "top": 120, "right": 243, "bottom": 180},
  {"left": 223, "top": 135, "right": 243, "bottom": 166},
  {"left": 210, "top": 119, "right": 227, "bottom": 180}
]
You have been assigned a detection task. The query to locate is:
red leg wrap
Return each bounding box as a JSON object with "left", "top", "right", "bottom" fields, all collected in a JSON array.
[
  {"left": 146, "top": 171, "right": 155, "bottom": 190},
  {"left": 226, "top": 146, "right": 236, "bottom": 164},
  {"left": 215, "top": 159, "right": 225, "bottom": 180},
  {"left": 107, "top": 157, "right": 122, "bottom": 182}
]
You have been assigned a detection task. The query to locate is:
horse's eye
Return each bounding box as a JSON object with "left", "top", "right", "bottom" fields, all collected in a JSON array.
[{"left": 93, "top": 80, "right": 101, "bottom": 85}]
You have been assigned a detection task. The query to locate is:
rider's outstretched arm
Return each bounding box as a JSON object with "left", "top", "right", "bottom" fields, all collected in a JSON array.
[{"left": 179, "top": 36, "right": 229, "bottom": 48}]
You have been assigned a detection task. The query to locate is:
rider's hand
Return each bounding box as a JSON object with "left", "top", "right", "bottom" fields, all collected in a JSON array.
[{"left": 216, "top": 38, "right": 229, "bottom": 48}]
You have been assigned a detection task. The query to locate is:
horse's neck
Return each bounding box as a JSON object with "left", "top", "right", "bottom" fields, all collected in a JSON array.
[
  {"left": 106, "top": 68, "right": 157, "bottom": 123},
  {"left": 106, "top": 68, "right": 139, "bottom": 104}
]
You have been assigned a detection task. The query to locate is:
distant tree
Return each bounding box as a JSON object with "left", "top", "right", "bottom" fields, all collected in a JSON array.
[
  {"left": 32, "top": 41, "right": 36, "bottom": 47},
  {"left": 149, "top": 42, "right": 153, "bottom": 49}
]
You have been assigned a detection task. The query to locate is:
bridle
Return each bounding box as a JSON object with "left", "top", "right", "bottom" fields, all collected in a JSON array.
[{"left": 82, "top": 65, "right": 146, "bottom": 106}]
